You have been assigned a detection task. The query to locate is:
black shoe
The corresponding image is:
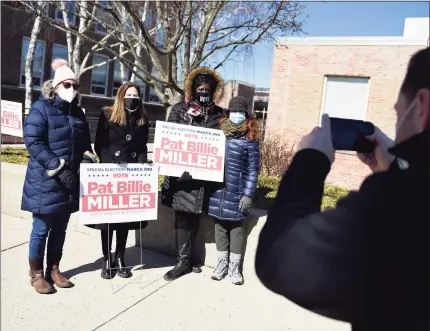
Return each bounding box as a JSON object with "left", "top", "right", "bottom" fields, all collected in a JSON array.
[
  {"left": 163, "top": 259, "right": 192, "bottom": 281},
  {"left": 101, "top": 254, "right": 115, "bottom": 279},
  {"left": 192, "top": 265, "right": 202, "bottom": 273},
  {"left": 115, "top": 256, "right": 132, "bottom": 278}
]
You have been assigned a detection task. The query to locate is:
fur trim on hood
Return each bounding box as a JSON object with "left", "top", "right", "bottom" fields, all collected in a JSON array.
[
  {"left": 41, "top": 80, "right": 82, "bottom": 106},
  {"left": 184, "top": 67, "right": 224, "bottom": 103}
]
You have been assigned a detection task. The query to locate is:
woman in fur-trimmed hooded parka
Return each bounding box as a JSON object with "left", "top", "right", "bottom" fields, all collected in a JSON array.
[
  {"left": 22, "top": 59, "right": 96, "bottom": 295},
  {"left": 161, "top": 67, "right": 225, "bottom": 282}
]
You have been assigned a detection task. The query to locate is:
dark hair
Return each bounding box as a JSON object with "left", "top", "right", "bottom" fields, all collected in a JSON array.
[
  {"left": 400, "top": 47, "right": 430, "bottom": 103},
  {"left": 192, "top": 74, "right": 217, "bottom": 92}
]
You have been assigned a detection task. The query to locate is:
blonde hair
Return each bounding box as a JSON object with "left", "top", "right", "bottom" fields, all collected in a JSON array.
[{"left": 104, "top": 82, "right": 147, "bottom": 126}]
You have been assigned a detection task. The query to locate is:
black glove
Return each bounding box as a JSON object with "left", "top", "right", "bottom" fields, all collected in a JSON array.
[
  {"left": 177, "top": 171, "right": 192, "bottom": 182},
  {"left": 137, "top": 154, "right": 147, "bottom": 164},
  {"left": 81, "top": 157, "right": 94, "bottom": 164},
  {"left": 57, "top": 169, "right": 78, "bottom": 192},
  {"left": 239, "top": 196, "right": 252, "bottom": 213}
]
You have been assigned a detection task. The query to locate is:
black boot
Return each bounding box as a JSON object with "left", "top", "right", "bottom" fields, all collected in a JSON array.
[
  {"left": 163, "top": 229, "right": 193, "bottom": 281},
  {"left": 101, "top": 253, "right": 115, "bottom": 279},
  {"left": 115, "top": 253, "right": 132, "bottom": 278}
]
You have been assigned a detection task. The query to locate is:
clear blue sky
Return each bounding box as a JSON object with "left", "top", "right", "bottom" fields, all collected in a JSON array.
[{"left": 216, "top": 1, "right": 429, "bottom": 88}]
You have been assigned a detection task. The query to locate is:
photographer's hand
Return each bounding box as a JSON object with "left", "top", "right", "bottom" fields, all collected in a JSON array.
[
  {"left": 357, "top": 126, "right": 395, "bottom": 173},
  {"left": 296, "top": 114, "right": 335, "bottom": 163}
]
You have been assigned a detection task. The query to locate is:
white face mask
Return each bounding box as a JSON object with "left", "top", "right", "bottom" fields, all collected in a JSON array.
[
  {"left": 230, "top": 112, "right": 246, "bottom": 125},
  {"left": 395, "top": 98, "right": 417, "bottom": 138},
  {"left": 58, "top": 87, "right": 77, "bottom": 103}
]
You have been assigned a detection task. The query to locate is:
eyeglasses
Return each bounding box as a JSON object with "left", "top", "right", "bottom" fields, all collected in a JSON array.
[{"left": 62, "top": 82, "right": 80, "bottom": 90}]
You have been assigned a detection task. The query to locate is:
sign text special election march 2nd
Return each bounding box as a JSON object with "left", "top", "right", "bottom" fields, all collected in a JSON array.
[
  {"left": 153, "top": 121, "right": 226, "bottom": 182},
  {"left": 79, "top": 164, "right": 158, "bottom": 225}
]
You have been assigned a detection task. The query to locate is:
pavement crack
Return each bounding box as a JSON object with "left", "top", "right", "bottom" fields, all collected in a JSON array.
[
  {"left": 1, "top": 241, "right": 29, "bottom": 252},
  {"left": 90, "top": 278, "right": 173, "bottom": 330}
]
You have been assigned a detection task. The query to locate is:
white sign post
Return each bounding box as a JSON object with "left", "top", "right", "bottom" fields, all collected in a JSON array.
[
  {"left": 153, "top": 120, "right": 226, "bottom": 182},
  {"left": 78, "top": 163, "right": 158, "bottom": 225},
  {"left": 1, "top": 100, "right": 23, "bottom": 137}
]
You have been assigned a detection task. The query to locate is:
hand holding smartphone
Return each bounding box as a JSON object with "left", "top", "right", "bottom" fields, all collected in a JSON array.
[{"left": 329, "top": 117, "right": 376, "bottom": 154}]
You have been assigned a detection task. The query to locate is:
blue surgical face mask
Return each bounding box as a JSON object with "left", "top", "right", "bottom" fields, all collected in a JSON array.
[{"left": 229, "top": 112, "right": 246, "bottom": 125}]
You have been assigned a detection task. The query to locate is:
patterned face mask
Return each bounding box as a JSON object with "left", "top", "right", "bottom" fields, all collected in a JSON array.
[{"left": 195, "top": 92, "right": 212, "bottom": 106}]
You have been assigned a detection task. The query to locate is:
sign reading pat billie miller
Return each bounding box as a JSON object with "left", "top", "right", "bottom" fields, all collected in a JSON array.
[
  {"left": 153, "top": 121, "right": 226, "bottom": 183},
  {"left": 1, "top": 100, "right": 23, "bottom": 137},
  {"left": 79, "top": 163, "right": 158, "bottom": 225}
]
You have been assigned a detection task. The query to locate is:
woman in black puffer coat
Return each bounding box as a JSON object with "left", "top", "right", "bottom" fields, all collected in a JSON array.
[
  {"left": 161, "top": 67, "right": 225, "bottom": 282},
  {"left": 208, "top": 96, "right": 260, "bottom": 285}
]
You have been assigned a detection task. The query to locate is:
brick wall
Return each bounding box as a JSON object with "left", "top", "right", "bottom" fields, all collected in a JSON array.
[{"left": 267, "top": 43, "right": 424, "bottom": 189}]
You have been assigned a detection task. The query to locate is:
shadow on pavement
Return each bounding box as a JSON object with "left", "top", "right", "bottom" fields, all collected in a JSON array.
[{"left": 62, "top": 246, "right": 175, "bottom": 279}]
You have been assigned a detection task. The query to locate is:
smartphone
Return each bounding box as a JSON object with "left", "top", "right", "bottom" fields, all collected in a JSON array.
[{"left": 329, "top": 117, "right": 375, "bottom": 154}]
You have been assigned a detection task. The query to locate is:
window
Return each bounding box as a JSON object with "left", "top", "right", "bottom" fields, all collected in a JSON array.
[
  {"left": 139, "top": 8, "right": 153, "bottom": 30},
  {"left": 55, "top": 0, "right": 76, "bottom": 25},
  {"left": 155, "top": 22, "right": 166, "bottom": 48},
  {"left": 91, "top": 54, "right": 109, "bottom": 96},
  {"left": 148, "top": 68, "right": 162, "bottom": 103},
  {"left": 20, "top": 37, "right": 45, "bottom": 88},
  {"left": 146, "top": 10, "right": 153, "bottom": 30},
  {"left": 50, "top": 44, "right": 68, "bottom": 79},
  {"left": 321, "top": 76, "right": 370, "bottom": 121},
  {"left": 112, "top": 61, "right": 129, "bottom": 96},
  {"left": 95, "top": 1, "right": 108, "bottom": 34}
]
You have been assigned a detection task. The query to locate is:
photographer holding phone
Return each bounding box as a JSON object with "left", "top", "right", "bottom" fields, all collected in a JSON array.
[{"left": 255, "top": 47, "right": 429, "bottom": 331}]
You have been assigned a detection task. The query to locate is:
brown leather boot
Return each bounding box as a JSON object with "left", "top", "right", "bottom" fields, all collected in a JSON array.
[
  {"left": 29, "top": 258, "right": 55, "bottom": 294},
  {"left": 46, "top": 264, "right": 74, "bottom": 288}
]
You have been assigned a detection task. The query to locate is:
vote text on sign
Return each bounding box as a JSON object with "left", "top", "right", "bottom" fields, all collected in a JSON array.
[
  {"left": 79, "top": 163, "right": 158, "bottom": 225},
  {"left": 153, "top": 120, "right": 226, "bottom": 182}
]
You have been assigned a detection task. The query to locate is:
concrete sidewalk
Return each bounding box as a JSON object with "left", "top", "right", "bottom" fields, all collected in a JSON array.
[{"left": 1, "top": 213, "right": 350, "bottom": 331}]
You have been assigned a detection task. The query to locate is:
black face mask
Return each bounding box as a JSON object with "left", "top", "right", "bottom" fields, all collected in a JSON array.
[
  {"left": 124, "top": 97, "right": 140, "bottom": 112},
  {"left": 195, "top": 92, "right": 212, "bottom": 106}
]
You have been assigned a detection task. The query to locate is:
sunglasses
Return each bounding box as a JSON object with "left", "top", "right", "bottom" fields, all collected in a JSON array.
[{"left": 62, "top": 82, "right": 80, "bottom": 90}]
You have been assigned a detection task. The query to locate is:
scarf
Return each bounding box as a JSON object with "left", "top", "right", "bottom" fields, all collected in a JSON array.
[
  {"left": 221, "top": 118, "right": 247, "bottom": 139},
  {"left": 187, "top": 100, "right": 215, "bottom": 121}
]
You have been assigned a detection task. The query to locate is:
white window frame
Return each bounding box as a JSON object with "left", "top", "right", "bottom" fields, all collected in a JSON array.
[
  {"left": 112, "top": 61, "right": 130, "bottom": 96},
  {"left": 50, "top": 43, "right": 68, "bottom": 79},
  {"left": 20, "top": 37, "right": 46, "bottom": 88},
  {"left": 55, "top": 0, "right": 76, "bottom": 26},
  {"left": 90, "top": 54, "right": 109, "bottom": 97},
  {"left": 319, "top": 75, "right": 371, "bottom": 125},
  {"left": 148, "top": 68, "right": 162, "bottom": 104}
]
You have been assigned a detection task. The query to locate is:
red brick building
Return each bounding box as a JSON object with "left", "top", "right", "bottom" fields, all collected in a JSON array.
[{"left": 266, "top": 17, "right": 429, "bottom": 189}]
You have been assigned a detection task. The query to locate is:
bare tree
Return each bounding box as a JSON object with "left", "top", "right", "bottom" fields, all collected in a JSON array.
[
  {"left": 21, "top": 1, "right": 123, "bottom": 83},
  {"left": 24, "top": 0, "right": 46, "bottom": 114},
  {"left": 21, "top": 1, "right": 307, "bottom": 115}
]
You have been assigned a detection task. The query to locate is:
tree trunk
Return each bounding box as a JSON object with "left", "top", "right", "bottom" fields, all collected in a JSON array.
[
  {"left": 164, "top": 87, "right": 183, "bottom": 120},
  {"left": 24, "top": 1, "right": 45, "bottom": 114}
]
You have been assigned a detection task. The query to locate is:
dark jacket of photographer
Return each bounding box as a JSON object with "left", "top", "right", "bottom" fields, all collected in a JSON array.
[{"left": 255, "top": 129, "right": 429, "bottom": 331}]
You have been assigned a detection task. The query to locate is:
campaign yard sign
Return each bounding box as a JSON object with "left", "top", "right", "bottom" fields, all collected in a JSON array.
[
  {"left": 1, "top": 100, "right": 23, "bottom": 137},
  {"left": 153, "top": 120, "right": 226, "bottom": 182},
  {"left": 79, "top": 163, "right": 158, "bottom": 225}
]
